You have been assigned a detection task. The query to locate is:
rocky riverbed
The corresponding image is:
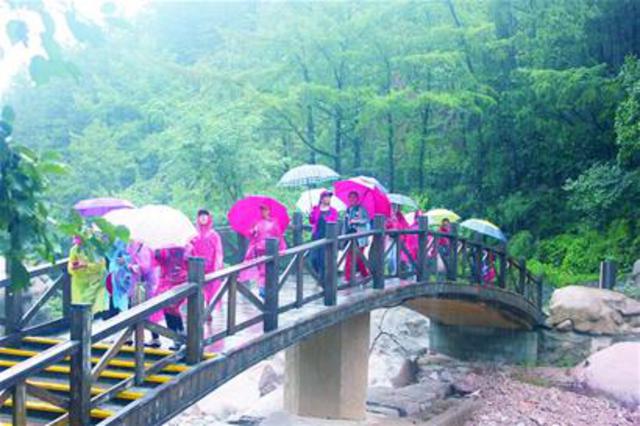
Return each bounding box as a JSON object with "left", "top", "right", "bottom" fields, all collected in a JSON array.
[{"left": 167, "top": 305, "right": 640, "bottom": 426}]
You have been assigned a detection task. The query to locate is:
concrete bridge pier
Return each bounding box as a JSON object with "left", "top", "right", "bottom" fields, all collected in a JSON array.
[
  {"left": 429, "top": 321, "right": 539, "bottom": 364},
  {"left": 284, "top": 312, "right": 370, "bottom": 420}
]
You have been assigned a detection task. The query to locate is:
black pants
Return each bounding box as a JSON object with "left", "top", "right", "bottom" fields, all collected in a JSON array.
[
  {"left": 164, "top": 313, "right": 184, "bottom": 334},
  {"left": 311, "top": 245, "right": 325, "bottom": 280}
]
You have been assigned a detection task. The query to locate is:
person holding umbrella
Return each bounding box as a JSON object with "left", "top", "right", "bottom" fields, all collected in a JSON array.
[
  {"left": 230, "top": 197, "right": 289, "bottom": 298},
  {"left": 343, "top": 191, "right": 371, "bottom": 282},
  {"left": 186, "top": 209, "right": 224, "bottom": 319},
  {"left": 309, "top": 190, "right": 339, "bottom": 278},
  {"left": 386, "top": 203, "right": 410, "bottom": 275}
]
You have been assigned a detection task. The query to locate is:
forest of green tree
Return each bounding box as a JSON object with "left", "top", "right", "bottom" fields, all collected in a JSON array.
[{"left": 3, "top": 0, "right": 640, "bottom": 285}]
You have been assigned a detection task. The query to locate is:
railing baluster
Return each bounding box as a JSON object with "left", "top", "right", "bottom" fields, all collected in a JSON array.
[
  {"left": 227, "top": 272, "right": 237, "bottom": 335},
  {"left": 70, "top": 304, "right": 92, "bottom": 426},
  {"left": 518, "top": 257, "right": 526, "bottom": 296},
  {"left": 417, "top": 216, "right": 429, "bottom": 282},
  {"left": 449, "top": 223, "right": 459, "bottom": 282},
  {"left": 263, "top": 238, "right": 280, "bottom": 332},
  {"left": 12, "top": 381, "right": 26, "bottom": 426},
  {"left": 498, "top": 245, "right": 507, "bottom": 289},
  {"left": 371, "top": 215, "right": 386, "bottom": 289},
  {"left": 324, "top": 223, "right": 338, "bottom": 306},
  {"left": 62, "top": 268, "right": 72, "bottom": 325},
  {"left": 134, "top": 284, "right": 145, "bottom": 385},
  {"left": 295, "top": 252, "right": 304, "bottom": 308},
  {"left": 349, "top": 239, "right": 357, "bottom": 287},
  {"left": 186, "top": 257, "right": 205, "bottom": 365}
]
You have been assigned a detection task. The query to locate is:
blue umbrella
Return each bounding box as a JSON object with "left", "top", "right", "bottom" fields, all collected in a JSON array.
[{"left": 460, "top": 219, "right": 506, "bottom": 242}]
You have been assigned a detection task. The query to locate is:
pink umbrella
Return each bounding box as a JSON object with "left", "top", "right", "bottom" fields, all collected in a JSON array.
[
  {"left": 334, "top": 176, "right": 391, "bottom": 218},
  {"left": 227, "top": 195, "right": 290, "bottom": 238},
  {"left": 74, "top": 197, "right": 135, "bottom": 218}
]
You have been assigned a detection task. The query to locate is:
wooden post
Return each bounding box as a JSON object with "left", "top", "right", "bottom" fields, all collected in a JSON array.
[
  {"left": 473, "top": 235, "right": 482, "bottom": 284},
  {"left": 5, "top": 260, "right": 23, "bottom": 337},
  {"left": 518, "top": 257, "right": 527, "bottom": 296},
  {"left": 186, "top": 257, "right": 204, "bottom": 365},
  {"left": 133, "top": 284, "right": 145, "bottom": 385},
  {"left": 349, "top": 238, "right": 357, "bottom": 287},
  {"left": 263, "top": 238, "right": 280, "bottom": 332},
  {"left": 293, "top": 212, "right": 304, "bottom": 308},
  {"left": 498, "top": 244, "right": 507, "bottom": 289},
  {"left": 62, "top": 268, "right": 72, "bottom": 325},
  {"left": 12, "top": 381, "right": 26, "bottom": 426},
  {"left": 449, "top": 223, "right": 459, "bottom": 282},
  {"left": 227, "top": 273, "right": 237, "bottom": 335},
  {"left": 417, "top": 216, "right": 429, "bottom": 282},
  {"left": 324, "top": 223, "right": 338, "bottom": 306},
  {"left": 293, "top": 212, "right": 303, "bottom": 247},
  {"left": 371, "top": 215, "right": 386, "bottom": 290},
  {"left": 599, "top": 260, "right": 617, "bottom": 290},
  {"left": 69, "top": 304, "right": 92, "bottom": 426}
]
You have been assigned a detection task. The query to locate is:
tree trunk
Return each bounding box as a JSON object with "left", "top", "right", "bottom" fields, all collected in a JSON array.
[
  {"left": 386, "top": 112, "right": 395, "bottom": 192},
  {"left": 306, "top": 105, "right": 316, "bottom": 164},
  {"left": 418, "top": 106, "right": 430, "bottom": 193},
  {"left": 334, "top": 109, "right": 343, "bottom": 173}
]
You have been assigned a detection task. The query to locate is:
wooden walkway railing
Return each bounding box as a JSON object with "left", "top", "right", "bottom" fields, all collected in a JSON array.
[{"left": 0, "top": 214, "right": 542, "bottom": 425}]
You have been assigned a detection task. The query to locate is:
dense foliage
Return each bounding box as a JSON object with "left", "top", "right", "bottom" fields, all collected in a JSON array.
[{"left": 3, "top": 0, "right": 639, "bottom": 285}]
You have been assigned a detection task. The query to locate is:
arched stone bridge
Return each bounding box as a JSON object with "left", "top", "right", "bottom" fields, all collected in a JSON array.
[{"left": 0, "top": 215, "right": 544, "bottom": 425}]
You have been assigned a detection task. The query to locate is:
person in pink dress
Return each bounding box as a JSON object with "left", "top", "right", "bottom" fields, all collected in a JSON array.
[
  {"left": 186, "top": 209, "right": 224, "bottom": 317},
  {"left": 239, "top": 204, "right": 287, "bottom": 298}
]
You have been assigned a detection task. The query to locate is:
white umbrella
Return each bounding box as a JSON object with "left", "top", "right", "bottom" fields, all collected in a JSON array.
[
  {"left": 278, "top": 164, "right": 339, "bottom": 187},
  {"left": 295, "top": 188, "right": 346, "bottom": 215},
  {"left": 104, "top": 205, "right": 197, "bottom": 249},
  {"left": 388, "top": 193, "right": 418, "bottom": 209}
]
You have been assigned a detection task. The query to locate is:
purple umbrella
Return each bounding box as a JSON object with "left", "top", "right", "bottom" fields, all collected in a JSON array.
[{"left": 74, "top": 197, "right": 135, "bottom": 218}]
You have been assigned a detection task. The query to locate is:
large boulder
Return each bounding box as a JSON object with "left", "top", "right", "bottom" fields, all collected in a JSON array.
[
  {"left": 547, "top": 286, "right": 640, "bottom": 335},
  {"left": 574, "top": 342, "right": 640, "bottom": 407},
  {"left": 633, "top": 260, "right": 640, "bottom": 287}
]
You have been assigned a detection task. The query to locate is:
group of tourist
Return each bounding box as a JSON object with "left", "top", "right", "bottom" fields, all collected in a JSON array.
[{"left": 66, "top": 190, "right": 496, "bottom": 349}]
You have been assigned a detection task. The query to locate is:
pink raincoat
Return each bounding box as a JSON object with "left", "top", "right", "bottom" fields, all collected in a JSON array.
[
  {"left": 186, "top": 216, "right": 224, "bottom": 305},
  {"left": 154, "top": 247, "right": 187, "bottom": 317},
  {"left": 127, "top": 241, "right": 158, "bottom": 295},
  {"left": 239, "top": 219, "right": 287, "bottom": 288},
  {"left": 404, "top": 218, "right": 436, "bottom": 263}
]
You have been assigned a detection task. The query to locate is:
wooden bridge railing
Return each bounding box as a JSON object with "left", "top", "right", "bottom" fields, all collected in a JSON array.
[{"left": 0, "top": 213, "right": 542, "bottom": 425}]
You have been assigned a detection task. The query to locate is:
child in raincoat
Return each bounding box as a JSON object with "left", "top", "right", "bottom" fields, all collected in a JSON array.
[
  {"left": 186, "top": 209, "right": 224, "bottom": 317},
  {"left": 68, "top": 236, "right": 108, "bottom": 315},
  {"left": 239, "top": 204, "right": 287, "bottom": 298}
]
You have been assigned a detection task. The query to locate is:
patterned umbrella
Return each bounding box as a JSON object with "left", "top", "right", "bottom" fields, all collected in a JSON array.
[
  {"left": 74, "top": 197, "right": 134, "bottom": 217},
  {"left": 460, "top": 218, "right": 506, "bottom": 242},
  {"left": 104, "top": 205, "right": 197, "bottom": 249},
  {"left": 278, "top": 164, "right": 340, "bottom": 187},
  {"left": 388, "top": 193, "right": 418, "bottom": 209}
]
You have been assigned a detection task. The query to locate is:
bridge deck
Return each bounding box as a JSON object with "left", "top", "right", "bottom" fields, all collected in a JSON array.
[{"left": 0, "top": 222, "right": 543, "bottom": 425}]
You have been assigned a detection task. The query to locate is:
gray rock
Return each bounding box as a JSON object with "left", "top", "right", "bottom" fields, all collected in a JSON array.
[
  {"left": 258, "top": 364, "right": 282, "bottom": 397},
  {"left": 451, "top": 373, "right": 481, "bottom": 395},
  {"left": 573, "top": 342, "right": 640, "bottom": 407},
  {"left": 367, "top": 381, "right": 452, "bottom": 417},
  {"left": 548, "top": 286, "right": 640, "bottom": 334}
]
